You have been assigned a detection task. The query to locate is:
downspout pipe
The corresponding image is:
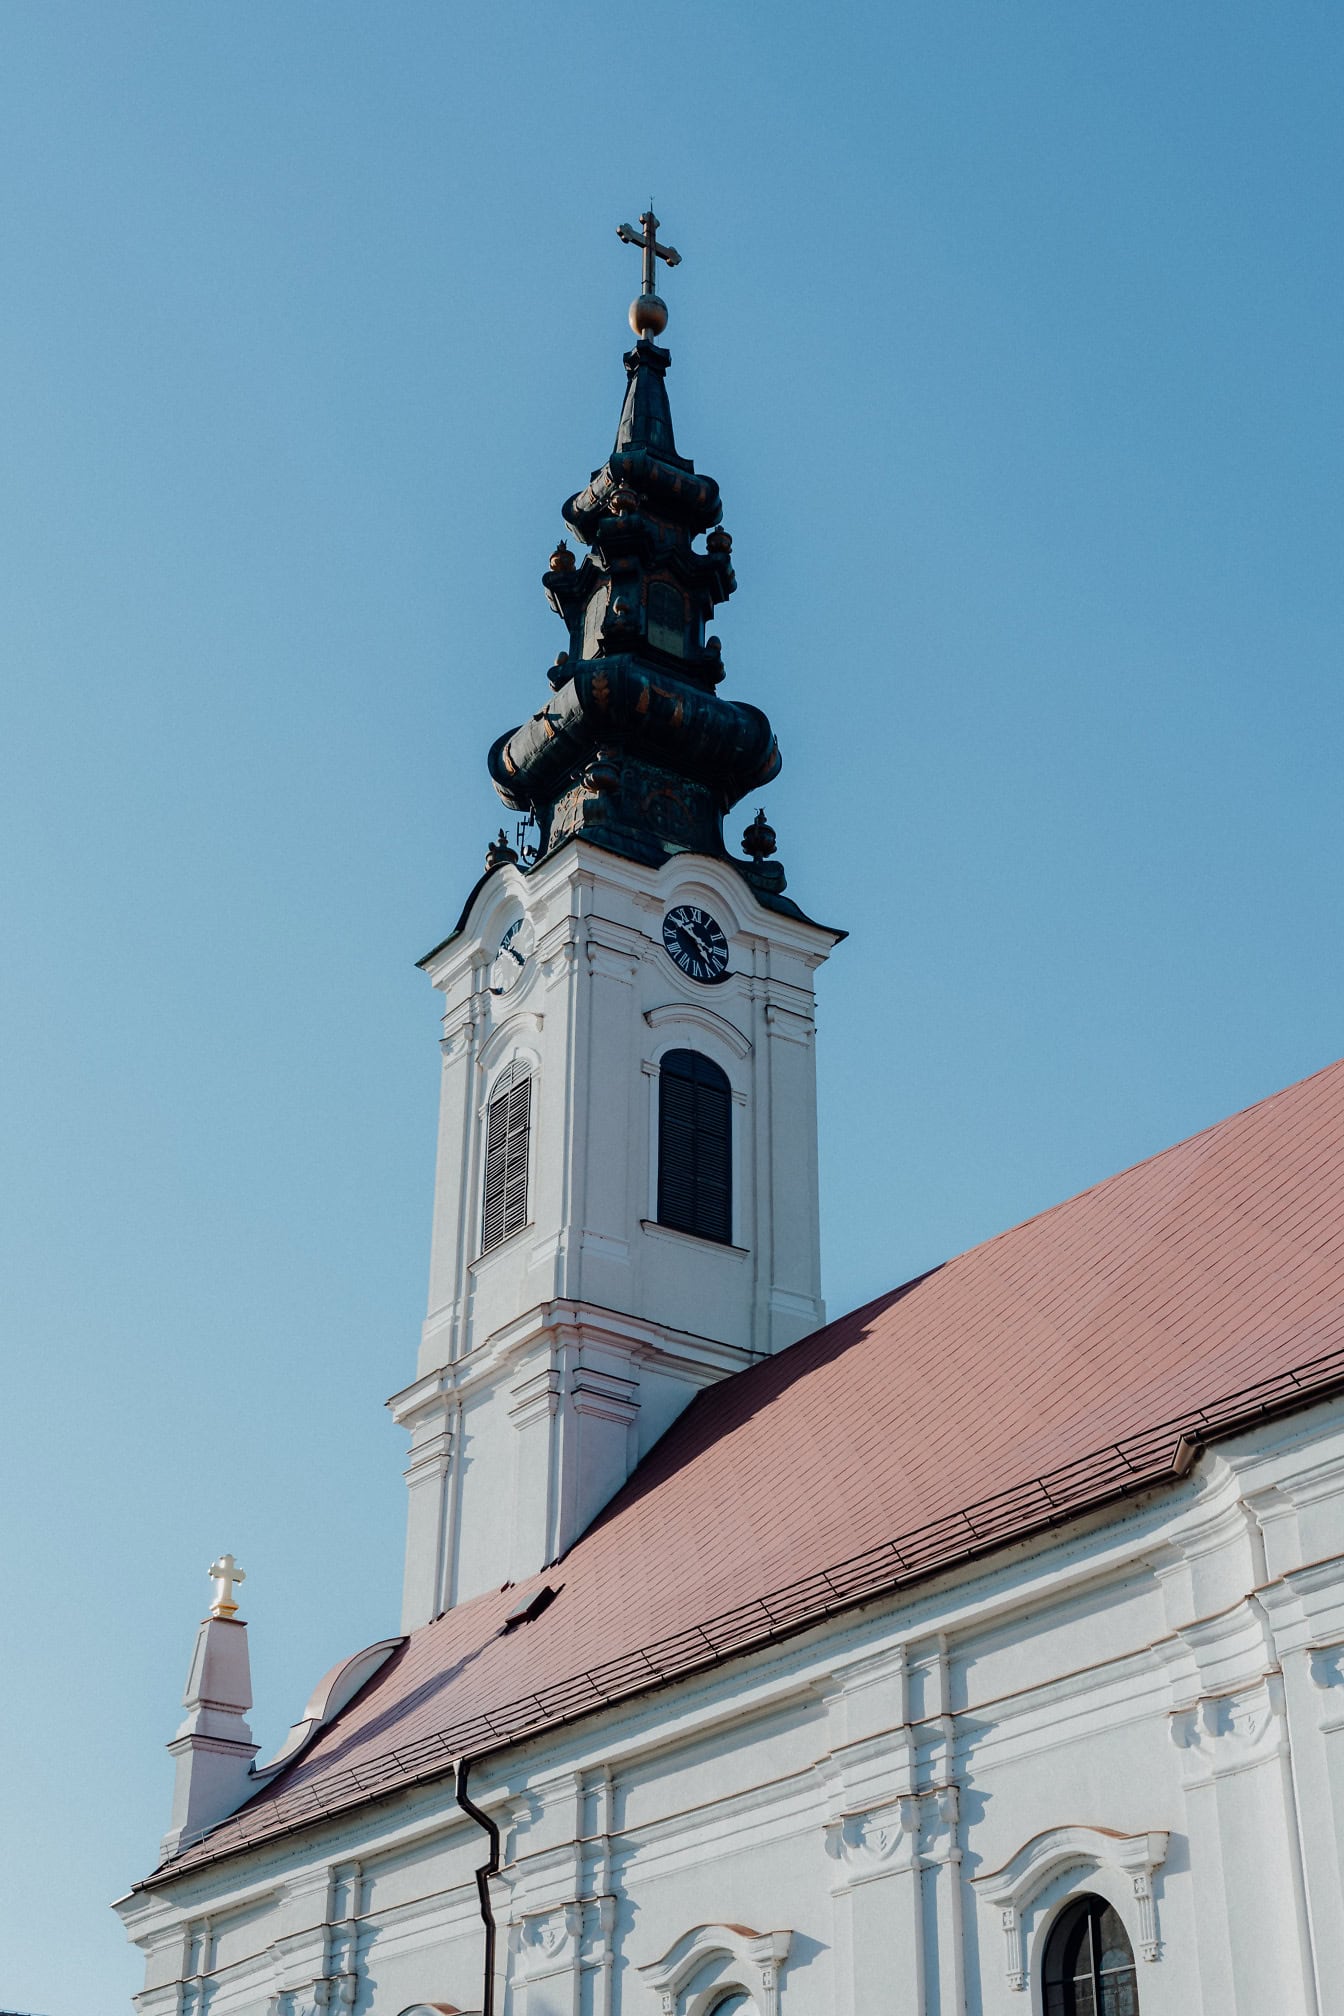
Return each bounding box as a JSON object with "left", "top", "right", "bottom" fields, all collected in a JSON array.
[{"left": 454, "top": 1756, "right": 501, "bottom": 2016}]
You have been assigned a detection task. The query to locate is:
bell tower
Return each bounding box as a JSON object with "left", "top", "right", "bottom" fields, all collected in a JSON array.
[{"left": 391, "top": 217, "right": 844, "bottom": 1628}]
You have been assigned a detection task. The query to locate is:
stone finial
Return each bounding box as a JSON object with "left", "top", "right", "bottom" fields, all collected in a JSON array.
[
  {"left": 163, "top": 1568, "right": 258, "bottom": 1859},
  {"left": 742, "top": 808, "right": 778, "bottom": 860},
  {"left": 485, "top": 828, "right": 519, "bottom": 871},
  {"left": 208, "top": 1553, "right": 246, "bottom": 1619}
]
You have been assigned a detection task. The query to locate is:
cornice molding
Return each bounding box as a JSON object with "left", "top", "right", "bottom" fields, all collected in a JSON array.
[{"left": 388, "top": 1298, "right": 753, "bottom": 1427}]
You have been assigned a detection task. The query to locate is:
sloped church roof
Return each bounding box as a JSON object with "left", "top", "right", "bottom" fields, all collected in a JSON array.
[{"left": 150, "top": 1052, "right": 1344, "bottom": 1883}]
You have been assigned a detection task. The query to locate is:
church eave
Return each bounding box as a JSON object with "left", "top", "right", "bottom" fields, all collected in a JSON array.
[
  {"left": 415, "top": 835, "right": 846, "bottom": 971},
  {"left": 134, "top": 1338, "right": 1344, "bottom": 1893}
]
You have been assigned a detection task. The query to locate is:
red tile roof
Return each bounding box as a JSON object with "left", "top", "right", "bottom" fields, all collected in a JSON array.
[{"left": 151, "top": 1056, "right": 1344, "bottom": 1883}]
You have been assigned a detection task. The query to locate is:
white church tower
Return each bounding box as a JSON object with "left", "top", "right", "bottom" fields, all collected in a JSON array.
[{"left": 392, "top": 215, "right": 843, "bottom": 1626}]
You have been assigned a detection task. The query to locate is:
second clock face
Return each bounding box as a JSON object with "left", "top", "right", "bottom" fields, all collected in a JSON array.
[
  {"left": 662, "top": 904, "right": 730, "bottom": 984},
  {"left": 490, "top": 916, "right": 535, "bottom": 995}
]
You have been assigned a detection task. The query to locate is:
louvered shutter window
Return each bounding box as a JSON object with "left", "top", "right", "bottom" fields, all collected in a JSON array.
[
  {"left": 482, "top": 1064, "right": 531, "bottom": 1253},
  {"left": 657, "top": 1049, "right": 732, "bottom": 1244}
]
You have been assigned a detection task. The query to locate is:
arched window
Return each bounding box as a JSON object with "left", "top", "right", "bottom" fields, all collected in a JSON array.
[
  {"left": 658, "top": 1049, "right": 731, "bottom": 1244},
  {"left": 1044, "top": 1894, "right": 1139, "bottom": 2016},
  {"left": 482, "top": 1061, "right": 530, "bottom": 1253},
  {"left": 708, "top": 1998, "right": 752, "bottom": 2016}
]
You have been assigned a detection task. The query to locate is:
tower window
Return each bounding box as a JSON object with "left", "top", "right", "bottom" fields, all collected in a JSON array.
[
  {"left": 582, "top": 585, "right": 608, "bottom": 659},
  {"left": 1043, "top": 1895, "right": 1140, "bottom": 2016},
  {"left": 647, "top": 580, "right": 686, "bottom": 656},
  {"left": 657, "top": 1049, "right": 732, "bottom": 1244},
  {"left": 482, "top": 1061, "right": 531, "bottom": 1253}
]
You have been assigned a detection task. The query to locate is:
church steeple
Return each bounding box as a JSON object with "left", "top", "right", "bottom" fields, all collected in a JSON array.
[
  {"left": 394, "top": 219, "right": 841, "bottom": 1628},
  {"left": 488, "top": 212, "right": 788, "bottom": 900}
]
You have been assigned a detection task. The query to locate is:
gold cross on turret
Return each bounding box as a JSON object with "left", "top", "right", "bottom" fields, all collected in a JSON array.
[
  {"left": 207, "top": 1552, "right": 246, "bottom": 1618},
  {"left": 617, "top": 208, "right": 681, "bottom": 297}
]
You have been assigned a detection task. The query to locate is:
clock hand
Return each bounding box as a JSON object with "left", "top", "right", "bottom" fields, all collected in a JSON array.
[{"left": 681, "top": 923, "right": 713, "bottom": 957}]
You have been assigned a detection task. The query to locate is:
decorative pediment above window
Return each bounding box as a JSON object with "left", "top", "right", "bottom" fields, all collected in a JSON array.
[
  {"left": 972, "top": 1825, "right": 1168, "bottom": 1992},
  {"left": 638, "top": 1924, "right": 792, "bottom": 2016},
  {"left": 644, "top": 1001, "right": 753, "bottom": 1060}
]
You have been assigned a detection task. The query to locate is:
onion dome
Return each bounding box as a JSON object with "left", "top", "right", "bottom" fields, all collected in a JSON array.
[{"left": 487, "top": 215, "right": 790, "bottom": 899}]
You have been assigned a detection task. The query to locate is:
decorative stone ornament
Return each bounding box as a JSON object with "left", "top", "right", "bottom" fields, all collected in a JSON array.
[
  {"left": 741, "top": 809, "right": 777, "bottom": 860},
  {"left": 485, "top": 829, "right": 519, "bottom": 872},
  {"left": 511, "top": 1901, "right": 583, "bottom": 1981},
  {"left": 1169, "top": 1675, "right": 1287, "bottom": 1781},
  {"left": 823, "top": 1795, "right": 919, "bottom": 1883}
]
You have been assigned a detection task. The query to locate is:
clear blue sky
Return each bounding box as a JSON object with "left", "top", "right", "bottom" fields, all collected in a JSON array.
[{"left": 1, "top": 3, "right": 1339, "bottom": 2007}]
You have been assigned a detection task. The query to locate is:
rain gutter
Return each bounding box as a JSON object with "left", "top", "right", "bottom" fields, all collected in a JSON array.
[{"left": 453, "top": 1756, "right": 500, "bottom": 2016}]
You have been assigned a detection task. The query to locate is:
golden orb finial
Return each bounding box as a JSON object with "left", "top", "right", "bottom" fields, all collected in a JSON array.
[{"left": 629, "top": 292, "right": 669, "bottom": 338}]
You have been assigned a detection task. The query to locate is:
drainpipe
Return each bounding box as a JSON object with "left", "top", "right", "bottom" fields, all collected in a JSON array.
[{"left": 454, "top": 1756, "right": 501, "bottom": 2016}]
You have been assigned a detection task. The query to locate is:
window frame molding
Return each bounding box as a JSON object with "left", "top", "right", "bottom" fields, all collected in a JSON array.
[
  {"left": 638, "top": 1924, "right": 792, "bottom": 2016},
  {"left": 972, "top": 1824, "right": 1168, "bottom": 2000},
  {"left": 476, "top": 1015, "right": 543, "bottom": 1080}
]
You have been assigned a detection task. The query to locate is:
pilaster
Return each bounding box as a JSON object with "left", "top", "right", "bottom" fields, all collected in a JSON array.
[
  {"left": 818, "top": 1647, "right": 963, "bottom": 2016},
  {"left": 1168, "top": 1596, "right": 1319, "bottom": 2015},
  {"left": 1262, "top": 1556, "right": 1344, "bottom": 2016},
  {"left": 503, "top": 1769, "right": 617, "bottom": 2016}
]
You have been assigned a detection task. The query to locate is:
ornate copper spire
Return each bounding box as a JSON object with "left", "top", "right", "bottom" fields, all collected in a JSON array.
[{"left": 484, "top": 222, "right": 799, "bottom": 910}]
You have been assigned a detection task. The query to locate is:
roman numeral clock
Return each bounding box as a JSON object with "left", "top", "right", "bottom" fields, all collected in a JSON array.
[{"left": 662, "top": 904, "right": 730, "bottom": 984}]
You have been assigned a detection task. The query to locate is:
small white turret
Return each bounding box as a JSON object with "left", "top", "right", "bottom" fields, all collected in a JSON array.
[{"left": 160, "top": 1555, "right": 258, "bottom": 1862}]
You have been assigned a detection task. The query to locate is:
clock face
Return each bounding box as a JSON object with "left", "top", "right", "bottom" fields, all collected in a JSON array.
[
  {"left": 662, "top": 904, "right": 730, "bottom": 984},
  {"left": 490, "top": 916, "right": 535, "bottom": 995}
]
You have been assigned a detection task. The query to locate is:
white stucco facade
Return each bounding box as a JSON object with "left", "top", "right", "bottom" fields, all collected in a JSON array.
[
  {"left": 391, "top": 841, "right": 840, "bottom": 1623},
  {"left": 117, "top": 1401, "right": 1344, "bottom": 2016}
]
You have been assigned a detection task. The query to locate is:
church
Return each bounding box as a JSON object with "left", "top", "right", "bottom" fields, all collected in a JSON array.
[{"left": 116, "top": 215, "right": 1344, "bottom": 2016}]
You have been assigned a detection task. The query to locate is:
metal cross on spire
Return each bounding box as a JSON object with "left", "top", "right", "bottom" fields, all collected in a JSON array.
[
  {"left": 617, "top": 206, "right": 682, "bottom": 296},
  {"left": 617, "top": 207, "right": 681, "bottom": 339}
]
